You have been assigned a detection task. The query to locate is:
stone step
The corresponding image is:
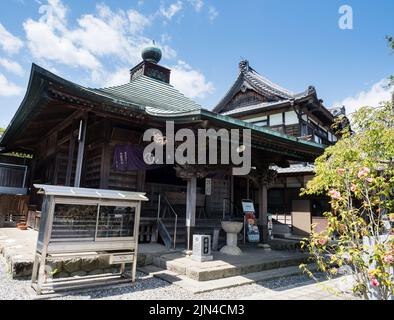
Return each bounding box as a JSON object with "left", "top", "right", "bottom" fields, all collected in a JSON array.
[
  {"left": 139, "top": 263, "right": 317, "bottom": 294},
  {"left": 152, "top": 250, "right": 309, "bottom": 281},
  {"left": 268, "top": 238, "right": 302, "bottom": 251}
]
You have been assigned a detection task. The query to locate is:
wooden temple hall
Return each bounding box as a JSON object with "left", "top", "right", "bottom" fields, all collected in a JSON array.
[{"left": 0, "top": 45, "right": 338, "bottom": 250}]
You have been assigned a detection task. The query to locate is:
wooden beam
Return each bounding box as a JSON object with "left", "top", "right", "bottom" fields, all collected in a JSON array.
[
  {"left": 45, "top": 109, "right": 85, "bottom": 139},
  {"left": 258, "top": 184, "right": 269, "bottom": 243}
]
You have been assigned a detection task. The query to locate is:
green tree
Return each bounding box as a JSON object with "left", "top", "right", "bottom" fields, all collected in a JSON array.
[
  {"left": 300, "top": 102, "right": 394, "bottom": 300},
  {"left": 387, "top": 36, "right": 394, "bottom": 87},
  {"left": 387, "top": 35, "right": 394, "bottom": 50}
]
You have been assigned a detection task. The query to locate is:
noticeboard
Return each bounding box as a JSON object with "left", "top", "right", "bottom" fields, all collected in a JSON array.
[{"left": 242, "top": 200, "right": 255, "bottom": 213}]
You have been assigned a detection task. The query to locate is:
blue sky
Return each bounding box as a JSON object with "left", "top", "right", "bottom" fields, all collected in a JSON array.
[{"left": 0, "top": 0, "right": 393, "bottom": 128}]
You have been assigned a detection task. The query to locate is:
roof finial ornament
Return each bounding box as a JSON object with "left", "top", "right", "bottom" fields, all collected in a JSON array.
[
  {"left": 239, "top": 58, "right": 249, "bottom": 72},
  {"left": 307, "top": 86, "right": 316, "bottom": 94},
  {"left": 142, "top": 40, "right": 162, "bottom": 64}
]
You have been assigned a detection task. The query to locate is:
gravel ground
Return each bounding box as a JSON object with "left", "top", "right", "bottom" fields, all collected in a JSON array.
[
  {"left": 0, "top": 257, "right": 30, "bottom": 300},
  {"left": 47, "top": 273, "right": 327, "bottom": 300},
  {"left": 0, "top": 257, "right": 332, "bottom": 300}
]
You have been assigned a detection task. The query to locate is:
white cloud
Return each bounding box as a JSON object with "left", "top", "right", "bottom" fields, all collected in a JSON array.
[
  {"left": 128, "top": 9, "right": 151, "bottom": 33},
  {"left": 159, "top": 1, "right": 183, "bottom": 20},
  {"left": 332, "top": 78, "right": 393, "bottom": 116},
  {"left": 161, "top": 33, "right": 172, "bottom": 43},
  {"left": 171, "top": 60, "right": 214, "bottom": 99},
  {"left": 24, "top": 18, "right": 101, "bottom": 70},
  {"left": 0, "top": 58, "right": 24, "bottom": 76},
  {"left": 189, "top": 0, "right": 204, "bottom": 12},
  {"left": 20, "top": 0, "right": 214, "bottom": 98},
  {"left": 102, "top": 68, "right": 130, "bottom": 87},
  {"left": 23, "top": 1, "right": 156, "bottom": 77},
  {"left": 208, "top": 5, "right": 218, "bottom": 21},
  {"left": 0, "top": 23, "right": 24, "bottom": 54},
  {"left": 24, "top": 0, "right": 101, "bottom": 71},
  {"left": 0, "top": 74, "right": 23, "bottom": 96}
]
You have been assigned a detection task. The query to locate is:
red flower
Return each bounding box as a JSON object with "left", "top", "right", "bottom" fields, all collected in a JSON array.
[
  {"left": 384, "top": 254, "right": 394, "bottom": 265},
  {"left": 357, "top": 167, "right": 370, "bottom": 179},
  {"left": 328, "top": 189, "right": 341, "bottom": 199},
  {"left": 337, "top": 168, "right": 345, "bottom": 176},
  {"left": 371, "top": 279, "right": 380, "bottom": 287},
  {"left": 318, "top": 238, "right": 327, "bottom": 245}
]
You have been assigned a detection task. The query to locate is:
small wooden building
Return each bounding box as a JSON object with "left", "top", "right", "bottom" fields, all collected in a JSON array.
[
  {"left": 213, "top": 60, "right": 347, "bottom": 235},
  {"left": 0, "top": 47, "right": 325, "bottom": 248}
]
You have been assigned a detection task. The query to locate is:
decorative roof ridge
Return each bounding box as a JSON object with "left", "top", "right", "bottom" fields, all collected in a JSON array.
[
  {"left": 327, "top": 105, "right": 347, "bottom": 117},
  {"left": 244, "top": 66, "right": 295, "bottom": 99},
  {"left": 100, "top": 75, "right": 196, "bottom": 103},
  {"left": 212, "top": 72, "right": 245, "bottom": 113},
  {"left": 95, "top": 74, "right": 174, "bottom": 91},
  {"left": 239, "top": 60, "right": 319, "bottom": 102},
  {"left": 92, "top": 75, "right": 202, "bottom": 115},
  {"left": 221, "top": 100, "right": 291, "bottom": 116}
]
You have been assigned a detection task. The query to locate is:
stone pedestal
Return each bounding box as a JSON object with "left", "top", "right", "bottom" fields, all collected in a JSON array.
[
  {"left": 220, "top": 221, "right": 243, "bottom": 256},
  {"left": 191, "top": 234, "right": 213, "bottom": 262}
]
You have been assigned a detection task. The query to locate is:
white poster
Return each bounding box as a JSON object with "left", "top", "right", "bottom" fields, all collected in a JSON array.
[
  {"left": 205, "top": 178, "right": 212, "bottom": 196},
  {"left": 242, "top": 200, "right": 255, "bottom": 213}
]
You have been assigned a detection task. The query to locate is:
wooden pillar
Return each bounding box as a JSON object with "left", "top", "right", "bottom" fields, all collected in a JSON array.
[
  {"left": 74, "top": 118, "right": 87, "bottom": 188},
  {"left": 230, "top": 175, "right": 234, "bottom": 215},
  {"left": 258, "top": 183, "right": 269, "bottom": 243},
  {"left": 186, "top": 176, "right": 197, "bottom": 251},
  {"left": 246, "top": 176, "right": 250, "bottom": 199}
]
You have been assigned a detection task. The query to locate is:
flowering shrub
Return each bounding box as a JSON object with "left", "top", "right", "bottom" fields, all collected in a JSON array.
[{"left": 300, "top": 103, "right": 394, "bottom": 300}]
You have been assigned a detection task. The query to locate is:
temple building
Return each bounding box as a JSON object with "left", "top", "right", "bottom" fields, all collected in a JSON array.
[
  {"left": 213, "top": 59, "right": 347, "bottom": 235},
  {"left": 0, "top": 45, "right": 330, "bottom": 249}
]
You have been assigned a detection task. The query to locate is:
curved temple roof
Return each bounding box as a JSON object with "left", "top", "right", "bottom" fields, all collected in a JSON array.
[
  {"left": 0, "top": 63, "right": 325, "bottom": 161},
  {"left": 91, "top": 75, "right": 202, "bottom": 117},
  {"left": 213, "top": 59, "right": 323, "bottom": 117}
]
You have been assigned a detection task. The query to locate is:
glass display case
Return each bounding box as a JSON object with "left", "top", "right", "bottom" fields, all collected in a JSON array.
[{"left": 31, "top": 184, "right": 148, "bottom": 294}]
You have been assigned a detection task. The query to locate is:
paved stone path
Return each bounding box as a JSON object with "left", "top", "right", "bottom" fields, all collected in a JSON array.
[{"left": 240, "top": 275, "right": 358, "bottom": 300}]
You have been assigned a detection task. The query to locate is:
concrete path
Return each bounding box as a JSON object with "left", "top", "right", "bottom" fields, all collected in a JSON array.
[{"left": 239, "top": 275, "right": 358, "bottom": 300}]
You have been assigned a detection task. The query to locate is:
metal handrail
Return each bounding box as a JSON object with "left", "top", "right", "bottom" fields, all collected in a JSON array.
[{"left": 157, "top": 193, "right": 178, "bottom": 249}]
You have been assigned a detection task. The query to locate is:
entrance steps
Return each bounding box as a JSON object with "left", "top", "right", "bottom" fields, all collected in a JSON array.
[
  {"left": 139, "top": 263, "right": 316, "bottom": 294},
  {"left": 151, "top": 247, "right": 308, "bottom": 282}
]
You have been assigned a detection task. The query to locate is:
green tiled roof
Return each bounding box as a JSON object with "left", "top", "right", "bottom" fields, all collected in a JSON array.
[
  {"left": 90, "top": 75, "right": 201, "bottom": 116},
  {"left": 0, "top": 64, "right": 324, "bottom": 160}
]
